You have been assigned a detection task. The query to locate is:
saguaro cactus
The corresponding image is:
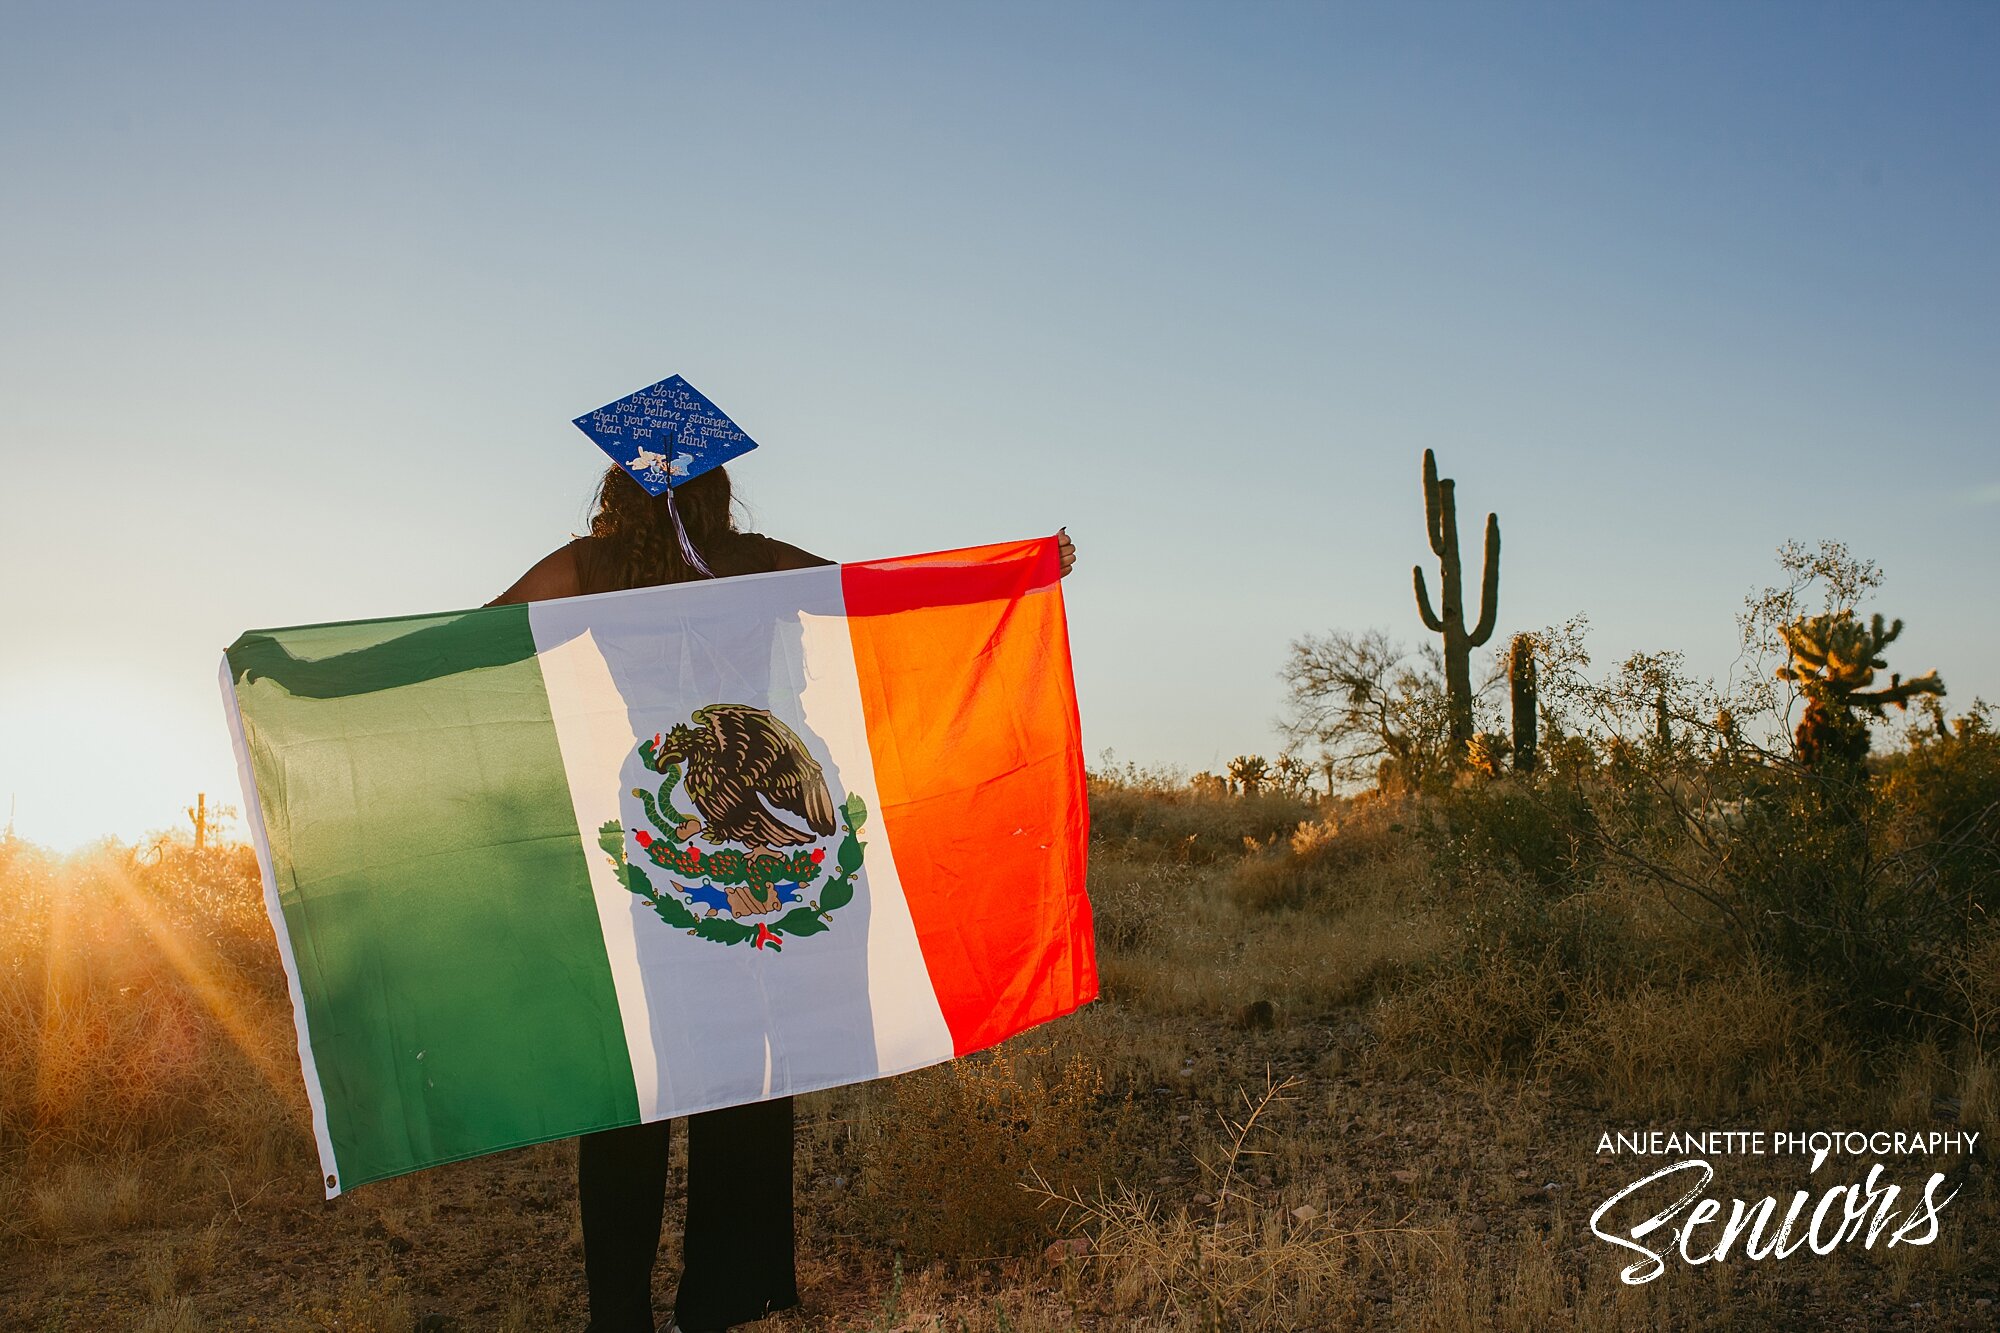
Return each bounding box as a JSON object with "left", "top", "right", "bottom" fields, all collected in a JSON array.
[
  {"left": 187, "top": 793, "right": 210, "bottom": 852},
  {"left": 1413, "top": 449, "right": 1500, "bottom": 754},
  {"left": 1509, "top": 632, "right": 1538, "bottom": 773}
]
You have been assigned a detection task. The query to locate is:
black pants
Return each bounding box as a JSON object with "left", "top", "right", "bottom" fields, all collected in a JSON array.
[{"left": 578, "top": 1097, "right": 797, "bottom": 1333}]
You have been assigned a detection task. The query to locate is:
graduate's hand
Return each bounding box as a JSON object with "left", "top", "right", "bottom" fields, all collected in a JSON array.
[
  {"left": 1057, "top": 528, "right": 1077, "bottom": 579},
  {"left": 230, "top": 637, "right": 310, "bottom": 691}
]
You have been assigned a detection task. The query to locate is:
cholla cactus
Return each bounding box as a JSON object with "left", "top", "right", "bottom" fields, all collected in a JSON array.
[
  {"left": 1226, "top": 754, "right": 1270, "bottom": 798},
  {"left": 1190, "top": 771, "right": 1228, "bottom": 799},
  {"left": 1712, "top": 707, "right": 1744, "bottom": 764},
  {"left": 1272, "top": 752, "right": 1313, "bottom": 796},
  {"left": 1465, "top": 731, "right": 1510, "bottom": 778},
  {"left": 1777, "top": 610, "right": 1944, "bottom": 769}
]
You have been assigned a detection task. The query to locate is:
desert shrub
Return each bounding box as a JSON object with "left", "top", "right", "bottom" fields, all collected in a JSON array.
[
  {"left": 844, "top": 1042, "right": 1125, "bottom": 1260},
  {"left": 1371, "top": 945, "right": 1578, "bottom": 1075},
  {"left": 1419, "top": 783, "right": 1644, "bottom": 989},
  {"left": 1708, "top": 765, "right": 1966, "bottom": 1028},
  {"left": 1496, "top": 731, "right": 1982, "bottom": 1034},
  {"left": 1225, "top": 794, "right": 1415, "bottom": 914},
  {"left": 1036, "top": 1184, "right": 1373, "bottom": 1329},
  {"left": 1025, "top": 1072, "right": 1420, "bottom": 1331},
  {"left": 1226, "top": 851, "right": 1325, "bottom": 915},
  {"left": 1549, "top": 962, "right": 1851, "bottom": 1117},
  {"left": 23, "top": 1156, "right": 148, "bottom": 1235},
  {"left": 1086, "top": 855, "right": 1184, "bottom": 954},
  {"left": 1089, "top": 783, "right": 1315, "bottom": 864},
  {"left": 1454, "top": 878, "right": 1641, "bottom": 993},
  {"left": 1701, "top": 715, "right": 1996, "bottom": 1034},
  {"left": 1943, "top": 922, "right": 2000, "bottom": 1049},
  {"left": 1370, "top": 864, "right": 1668, "bottom": 1078},
  {"left": 0, "top": 839, "right": 306, "bottom": 1166},
  {"left": 1877, "top": 706, "right": 2000, "bottom": 918},
  {"left": 1424, "top": 775, "right": 1597, "bottom": 896},
  {"left": 1529, "top": 655, "right": 1993, "bottom": 1037},
  {"left": 1958, "top": 1052, "right": 1998, "bottom": 1135}
]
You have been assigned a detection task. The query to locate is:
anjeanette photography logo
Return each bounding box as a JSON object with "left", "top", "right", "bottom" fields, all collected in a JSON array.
[{"left": 1590, "top": 1129, "right": 1979, "bottom": 1284}]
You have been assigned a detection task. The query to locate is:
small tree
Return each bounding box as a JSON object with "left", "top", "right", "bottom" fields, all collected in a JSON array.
[
  {"left": 1522, "top": 578, "right": 1967, "bottom": 1021},
  {"left": 1736, "top": 539, "right": 1884, "bottom": 746},
  {"left": 1279, "top": 628, "right": 1456, "bottom": 791}
]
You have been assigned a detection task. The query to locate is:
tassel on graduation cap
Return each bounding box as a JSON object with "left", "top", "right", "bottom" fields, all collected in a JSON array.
[
  {"left": 572, "top": 374, "right": 762, "bottom": 578},
  {"left": 662, "top": 485, "right": 715, "bottom": 578}
]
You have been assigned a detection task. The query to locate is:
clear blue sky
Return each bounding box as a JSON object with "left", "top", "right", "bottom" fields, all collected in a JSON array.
[{"left": 2, "top": 1, "right": 1995, "bottom": 849}]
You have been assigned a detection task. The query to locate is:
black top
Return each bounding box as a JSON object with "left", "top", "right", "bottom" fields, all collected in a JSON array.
[{"left": 571, "top": 531, "right": 831, "bottom": 595}]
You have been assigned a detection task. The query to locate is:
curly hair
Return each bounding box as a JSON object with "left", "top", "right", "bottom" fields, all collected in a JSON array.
[{"left": 580, "top": 463, "right": 737, "bottom": 594}]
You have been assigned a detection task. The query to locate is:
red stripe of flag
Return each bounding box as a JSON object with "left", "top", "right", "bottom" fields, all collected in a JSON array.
[{"left": 841, "top": 537, "right": 1096, "bottom": 1056}]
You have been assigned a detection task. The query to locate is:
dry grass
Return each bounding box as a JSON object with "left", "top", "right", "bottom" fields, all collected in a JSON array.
[
  {"left": 24, "top": 1158, "right": 149, "bottom": 1236},
  {"left": 1226, "top": 793, "right": 1416, "bottom": 915},
  {"left": 1091, "top": 798, "right": 1447, "bottom": 1021},
  {"left": 843, "top": 1043, "right": 1125, "bottom": 1260},
  {"left": 0, "top": 840, "right": 305, "bottom": 1163},
  {"left": 273, "top": 1268, "right": 415, "bottom": 1333},
  {"left": 1022, "top": 1073, "right": 1435, "bottom": 1330},
  {"left": 3, "top": 783, "right": 1996, "bottom": 1329},
  {"left": 1086, "top": 774, "right": 1316, "bottom": 867},
  {"left": 1548, "top": 963, "right": 1857, "bottom": 1119}
]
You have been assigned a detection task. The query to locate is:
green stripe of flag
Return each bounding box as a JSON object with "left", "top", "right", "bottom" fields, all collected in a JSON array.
[{"left": 228, "top": 605, "right": 638, "bottom": 1190}]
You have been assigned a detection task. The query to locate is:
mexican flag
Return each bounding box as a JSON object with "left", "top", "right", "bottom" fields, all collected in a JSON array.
[{"left": 221, "top": 536, "right": 1094, "bottom": 1197}]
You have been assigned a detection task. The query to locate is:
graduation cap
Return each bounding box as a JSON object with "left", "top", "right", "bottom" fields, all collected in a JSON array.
[{"left": 572, "top": 374, "right": 759, "bottom": 496}]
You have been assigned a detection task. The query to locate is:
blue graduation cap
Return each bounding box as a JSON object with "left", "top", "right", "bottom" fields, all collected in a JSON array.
[{"left": 572, "top": 374, "right": 760, "bottom": 495}]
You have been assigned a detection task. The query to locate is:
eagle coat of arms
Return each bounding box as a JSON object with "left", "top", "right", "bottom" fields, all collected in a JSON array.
[{"left": 598, "top": 705, "right": 867, "bottom": 951}]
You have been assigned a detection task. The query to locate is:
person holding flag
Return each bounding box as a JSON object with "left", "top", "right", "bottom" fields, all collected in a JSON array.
[
  {"left": 223, "top": 375, "right": 1085, "bottom": 1333},
  {"left": 488, "top": 384, "right": 1076, "bottom": 1332}
]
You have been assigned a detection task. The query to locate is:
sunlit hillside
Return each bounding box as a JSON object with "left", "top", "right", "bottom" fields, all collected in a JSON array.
[{"left": 4, "top": 716, "right": 1996, "bottom": 1329}]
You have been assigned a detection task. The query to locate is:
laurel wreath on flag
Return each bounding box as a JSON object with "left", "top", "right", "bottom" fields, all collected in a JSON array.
[{"left": 595, "top": 761, "right": 866, "bottom": 951}]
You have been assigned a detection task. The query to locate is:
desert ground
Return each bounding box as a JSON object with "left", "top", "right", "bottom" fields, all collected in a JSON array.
[{"left": 3, "top": 756, "right": 1996, "bottom": 1330}]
